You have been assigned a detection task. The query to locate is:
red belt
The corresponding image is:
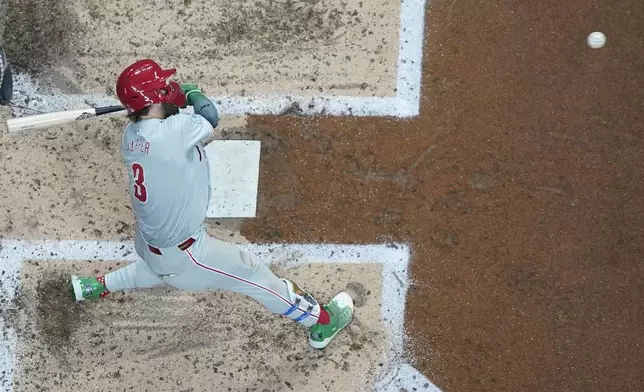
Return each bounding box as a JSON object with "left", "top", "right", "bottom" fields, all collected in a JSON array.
[{"left": 148, "top": 237, "right": 196, "bottom": 255}]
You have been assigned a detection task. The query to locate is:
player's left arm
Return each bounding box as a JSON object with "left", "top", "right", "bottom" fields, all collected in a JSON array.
[
  {"left": 181, "top": 83, "right": 219, "bottom": 128},
  {"left": 166, "top": 112, "right": 214, "bottom": 153},
  {"left": 165, "top": 83, "right": 220, "bottom": 152}
]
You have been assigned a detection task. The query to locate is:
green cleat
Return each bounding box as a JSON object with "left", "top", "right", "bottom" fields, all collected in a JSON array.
[
  {"left": 309, "top": 292, "right": 355, "bottom": 349},
  {"left": 70, "top": 275, "right": 110, "bottom": 302}
]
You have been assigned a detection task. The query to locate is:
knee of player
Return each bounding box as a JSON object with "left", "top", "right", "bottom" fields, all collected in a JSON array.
[{"left": 238, "top": 251, "right": 262, "bottom": 272}]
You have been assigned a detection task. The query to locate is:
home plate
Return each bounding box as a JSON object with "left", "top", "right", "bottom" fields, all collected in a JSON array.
[{"left": 205, "top": 140, "right": 261, "bottom": 218}]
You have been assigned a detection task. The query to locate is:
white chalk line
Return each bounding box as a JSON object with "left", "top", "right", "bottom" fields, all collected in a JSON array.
[
  {"left": 0, "top": 239, "right": 440, "bottom": 392},
  {"left": 7, "top": 0, "right": 426, "bottom": 118}
]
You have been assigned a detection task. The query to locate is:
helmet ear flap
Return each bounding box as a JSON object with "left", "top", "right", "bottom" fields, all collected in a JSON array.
[{"left": 165, "top": 81, "right": 187, "bottom": 108}]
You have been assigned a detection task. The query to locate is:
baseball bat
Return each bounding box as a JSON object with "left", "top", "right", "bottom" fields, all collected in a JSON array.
[{"left": 6, "top": 105, "right": 126, "bottom": 133}]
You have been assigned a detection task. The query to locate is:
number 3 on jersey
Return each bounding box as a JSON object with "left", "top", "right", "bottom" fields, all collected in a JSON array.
[{"left": 131, "top": 163, "right": 148, "bottom": 203}]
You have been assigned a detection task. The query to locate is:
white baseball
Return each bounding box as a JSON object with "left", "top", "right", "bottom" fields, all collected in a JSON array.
[{"left": 587, "top": 32, "right": 606, "bottom": 49}]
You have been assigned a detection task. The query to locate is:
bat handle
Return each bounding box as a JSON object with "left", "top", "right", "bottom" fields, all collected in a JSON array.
[{"left": 95, "top": 105, "right": 126, "bottom": 115}]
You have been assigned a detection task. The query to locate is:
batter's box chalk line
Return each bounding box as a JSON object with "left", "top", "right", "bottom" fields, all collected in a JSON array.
[
  {"left": 0, "top": 240, "right": 441, "bottom": 392},
  {"left": 8, "top": 0, "right": 426, "bottom": 119}
]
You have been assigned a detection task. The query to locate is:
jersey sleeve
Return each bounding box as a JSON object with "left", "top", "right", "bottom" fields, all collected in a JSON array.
[{"left": 167, "top": 113, "right": 214, "bottom": 151}]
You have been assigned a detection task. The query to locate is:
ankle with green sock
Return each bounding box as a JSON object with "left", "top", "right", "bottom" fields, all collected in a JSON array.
[{"left": 70, "top": 275, "right": 110, "bottom": 302}]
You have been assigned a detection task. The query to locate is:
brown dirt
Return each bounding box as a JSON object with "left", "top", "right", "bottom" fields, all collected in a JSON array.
[{"left": 240, "top": 0, "right": 644, "bottom": 391}]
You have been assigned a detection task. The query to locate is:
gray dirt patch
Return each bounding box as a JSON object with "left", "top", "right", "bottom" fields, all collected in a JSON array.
[
  {"left": 0, "top": 0, "right": 399, "bottom": 98},
  {"left": 1, "top": 0, "right": 80, "bottom": 75},
  {"left": 10, "top": 260, "right": 389, "bottom": 392},
  {"left": 213, "top": 0, "right": 352, "bottom": 52},
  {"left": 32, "top": 271, "right": 86, "bottom": 352}
]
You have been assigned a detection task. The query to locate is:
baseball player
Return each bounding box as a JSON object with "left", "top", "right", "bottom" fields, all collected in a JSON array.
[{"left": 69, "top": 59, "right": 354, "bottom": 349}]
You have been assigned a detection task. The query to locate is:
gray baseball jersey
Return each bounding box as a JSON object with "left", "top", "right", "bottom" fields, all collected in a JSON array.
[
  {"left": 105, "top": 111, "right": 324, "bottom": 332},
  {"left": 120, "top": 113, "right": 213, "bottom": 248}
]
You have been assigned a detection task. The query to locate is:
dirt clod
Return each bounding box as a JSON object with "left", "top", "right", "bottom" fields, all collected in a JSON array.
[{"left": 345, "top": 282, "right": 368, "bottom": 307}]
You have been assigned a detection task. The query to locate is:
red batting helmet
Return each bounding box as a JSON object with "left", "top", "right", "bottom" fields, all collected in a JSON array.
[{"left": 116, "top": 59, "right": 186, "bottom": 114}]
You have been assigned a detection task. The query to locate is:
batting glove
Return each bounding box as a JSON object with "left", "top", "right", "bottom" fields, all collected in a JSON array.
[{"left": 180, "top": 83, "right": 205, "bottom": 106}]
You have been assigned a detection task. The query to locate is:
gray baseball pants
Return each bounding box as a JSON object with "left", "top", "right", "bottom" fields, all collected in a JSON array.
[{"left": 103, "top": 225, "right": 321, "bottom": 327}]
